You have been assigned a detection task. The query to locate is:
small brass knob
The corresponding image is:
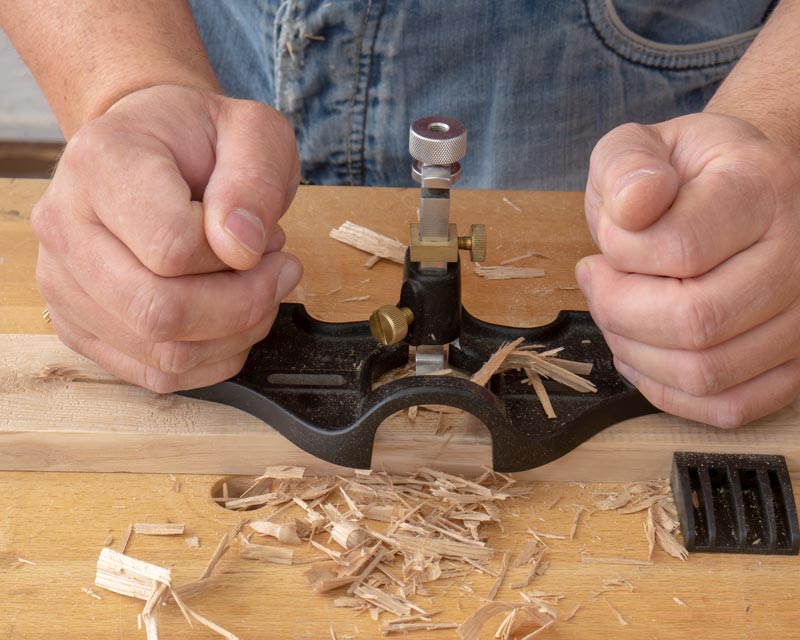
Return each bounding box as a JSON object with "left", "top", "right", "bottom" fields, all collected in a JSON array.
[
  {"left": 458, "top": 224, "right": 487, "bottom": 262},
  {"left": 369, "top": 305, "right": 414, "bottom": 346}
]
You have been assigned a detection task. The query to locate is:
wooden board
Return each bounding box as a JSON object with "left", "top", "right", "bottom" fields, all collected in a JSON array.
[{"left": 3, "top": 179, "right": 800, "bottom": 481}]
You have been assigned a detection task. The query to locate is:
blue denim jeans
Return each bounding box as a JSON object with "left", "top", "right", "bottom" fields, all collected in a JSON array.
[{"left": 188, "top": 0, "right": 774, "bottom": 189}]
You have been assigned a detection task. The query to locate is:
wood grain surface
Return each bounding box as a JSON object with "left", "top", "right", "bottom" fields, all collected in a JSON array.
[{"left": 1, "top": 178, "right": 799, "bottom": 639}]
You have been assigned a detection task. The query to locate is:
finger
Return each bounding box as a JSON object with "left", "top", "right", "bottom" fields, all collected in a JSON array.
[
  {"left": 614, "top": 355, "right": 800, "bottom": 428},
  {"left": 602, "top": 298, "right": 800, "bottom": 396},
  {"left": 586, "top": 122, "right": 680, "bottom": 232},
  {"left": 203, "top": 99, "right": 301, "bottom": 270},
  {"left": 38, "top": 247, "right": 278, "bottom": 375},
  {"left": 577, "top": 247, "right": 800, "bottom": 350},
  {"left": 49, "top": 309, "right": 251, "bottom": 393},
  {"left": 58, "top": 124, "right": 228, "bottom": 277},
  {"left": 62, "top": 220, "right": 302, "bottom": 342},
  {"left": 593, "top": 153, "right": 775, "bottom": 277}
]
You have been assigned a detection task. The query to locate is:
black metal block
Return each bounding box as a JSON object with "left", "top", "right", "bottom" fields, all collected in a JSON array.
[{"left": 671, "top": 452, "right": 800, "bottom": 555}]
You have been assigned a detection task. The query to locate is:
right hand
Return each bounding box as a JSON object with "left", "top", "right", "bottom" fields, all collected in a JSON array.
[{"left": 31, "top": 84, "right": 303, "bottom": 393}]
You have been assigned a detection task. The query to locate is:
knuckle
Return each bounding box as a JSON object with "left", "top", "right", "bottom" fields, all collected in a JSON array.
[
  {"left": 30, "top": 199, "right": 66, "bottom": 252},
  {"left": 709, "top": 400, "right": 748, "bottom": 429},
  {"left": 679, "top": 351, "right": 726, "bottom": 397},
  {"left": 63, "top": 125, "right": 106, "bottom": 169},
  {"left": 678, "top": 294, "right": 723, "bottom": 350},
  {"left": 151, "top": 341, "right": 198, "bottom": 375},
  {"left": 143, "top": 221, "right": 197, "bottom": 277},
  {"left": 142, "top": 366, "right": 181, "bottom": 395},
  {"left": 127, "top": 282, "right": 183, "bottom": 341},
  {"left": 666, "top": 225, "right": 704, "bottom": 278}
]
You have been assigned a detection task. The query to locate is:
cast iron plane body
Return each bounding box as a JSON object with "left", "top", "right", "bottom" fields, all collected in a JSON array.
[
  {"left": 181, "top": 116, "right": 659, "bottom": 471},
  {"left": 180, "top": 300, "right": 658, "bottom": 472}
]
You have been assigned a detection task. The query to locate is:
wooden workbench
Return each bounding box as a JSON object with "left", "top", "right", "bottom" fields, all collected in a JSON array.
[{"left": 1, "top": 178, "right": 798, "bottom": 639}]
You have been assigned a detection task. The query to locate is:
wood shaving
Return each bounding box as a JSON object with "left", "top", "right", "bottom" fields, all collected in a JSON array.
[
  {"left": 568, "top": 506, "right": 586, "bottom": 541},
  {"left": 456, "top": 599, "right": 554, "bottom": 640},
  {"left": 341, "top": 295, "right": 371, "bottom": 302},
  {"left": 501, "top": 196, "right": 522, "bottom": 213},
  {"left": 581, "top": 555, "right": 653, "bottom": 567},
  {"left": 329, "top": 221, "right": 406, "bottom": 264},
  {"left": 249, "top": 519, "right": 305, "bottom": 545},
  {"left": 240, "top": 540, "right": 294, "bottom": 565},
  {"left": 119, "top": 524, "right": 133, "bottom": 554},
  {"left": 563, "top": 602, "right": 581, "bottom": 621},
  {"left": 673, "top": 596, "right": 687, "bottom": 606},
  {"left": 486, "top": 551, "right": 510, "bottom": 600},
  {"left": 81, "top": 586, "right": 102, "bottom": 600},
  {"left": 499, "top": 250, "right": 548, "bottom": 265},
  {"left": 470, "top": 338, "right": 524, "bottom": 387},
  {"left": 133, "top": 523, "right": 185, "bottom": 536},
  {"left": 604, "top": 599, "right": 628, "bottom": 626},
  {"left": 473, "top": 264, "right": 545, "bottom": 280},
  {"left": 381, "top": 621, "right": 459, "bottom": 634},
  {"left": 185, "top": 536, "right": 201, "bottom": 549}
]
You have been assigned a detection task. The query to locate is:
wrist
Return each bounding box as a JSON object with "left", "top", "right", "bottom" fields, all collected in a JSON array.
[{"left": 75, "top": 66, "right": 220, "bottom": 136}]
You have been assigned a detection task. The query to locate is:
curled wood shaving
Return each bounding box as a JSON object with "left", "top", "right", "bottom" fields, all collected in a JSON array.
[
  {"left": 249, "top": 520, "right": 305, "bottom": 545},
  {"left": 456, "top": 600, "right": 554, "bottom": 640}
]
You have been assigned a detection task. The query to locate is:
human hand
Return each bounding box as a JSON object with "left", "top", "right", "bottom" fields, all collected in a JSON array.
[
  {"left": 32, "top": 85, "right": 303, "bottom": 392},
  {"left": 578, "top": 113, "right": 800, "bottom": 427}
]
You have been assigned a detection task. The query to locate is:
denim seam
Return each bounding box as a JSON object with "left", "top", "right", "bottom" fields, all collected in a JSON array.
[
  {"left": 356, "top": 0, "right": 387, "bottom": 186},
  {"left": 585, "top": 0, "right": 760, "bottom": 70},
  {"left": 345, "top": 0, "right": 373, "bottom": 186}
]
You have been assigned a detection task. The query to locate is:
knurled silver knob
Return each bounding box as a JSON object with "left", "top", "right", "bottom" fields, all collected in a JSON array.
[{"left": 409, "top": 116, "right": 467, "bottom": 166}]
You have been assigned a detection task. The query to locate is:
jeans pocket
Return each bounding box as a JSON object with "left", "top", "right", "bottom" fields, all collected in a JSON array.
[{"left": 586, "top": 0, "right": 771, "bottom": 69}]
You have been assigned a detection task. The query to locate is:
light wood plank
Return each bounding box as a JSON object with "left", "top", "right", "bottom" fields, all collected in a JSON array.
[{"left": 3, "top": 333, "right": 799, "bottom": 480}]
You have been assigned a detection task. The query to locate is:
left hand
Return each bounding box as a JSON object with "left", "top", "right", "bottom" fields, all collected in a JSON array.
[{"left": 578, "top": 112, "right": 800, "bottom": 427}]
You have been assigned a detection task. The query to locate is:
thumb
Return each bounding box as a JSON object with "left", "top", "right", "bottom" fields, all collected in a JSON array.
[
  {"left": 203, "top": 98, "right": 301, "bottom": 270},
  {"left": 588, "top": 122, "right": 680, "bottom": 232}
]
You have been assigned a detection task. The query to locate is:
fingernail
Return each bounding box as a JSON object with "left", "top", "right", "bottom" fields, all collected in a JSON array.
[
  {"left": 575, "top": 259, "right": 592, "bottom": 298},
  {"left": 275, "top": 258, "right": 303, "bottom": 302},
  {"left": 613, "top": 169, "right": 657, "bottom": 202},
  {"left": 224, "top": 209, "right": 265, "bottom": 254}
]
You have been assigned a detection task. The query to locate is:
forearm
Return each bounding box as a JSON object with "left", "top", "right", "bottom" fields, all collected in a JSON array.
[
  {"left": 705, "top": 0, "right": 800, "bottom": 152},
  {"left": 0, "top": 1, "right": 219, "bottom": 138}
]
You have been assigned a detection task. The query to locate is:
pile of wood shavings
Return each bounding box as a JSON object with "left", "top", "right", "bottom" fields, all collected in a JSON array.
[
  {"left": 593, "top": 480, "right": 688, "bottom": 561},
  {"left": 90, "top": 469, "right": 690, "bottom": 638},
  {"left": 225, "top": 466, "right": 560, "bottom": 638}
]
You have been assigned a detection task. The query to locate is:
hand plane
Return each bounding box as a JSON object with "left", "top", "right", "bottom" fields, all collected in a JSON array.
[{"left": 180, "top": 117, "right": 658, "bottom": 471}]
